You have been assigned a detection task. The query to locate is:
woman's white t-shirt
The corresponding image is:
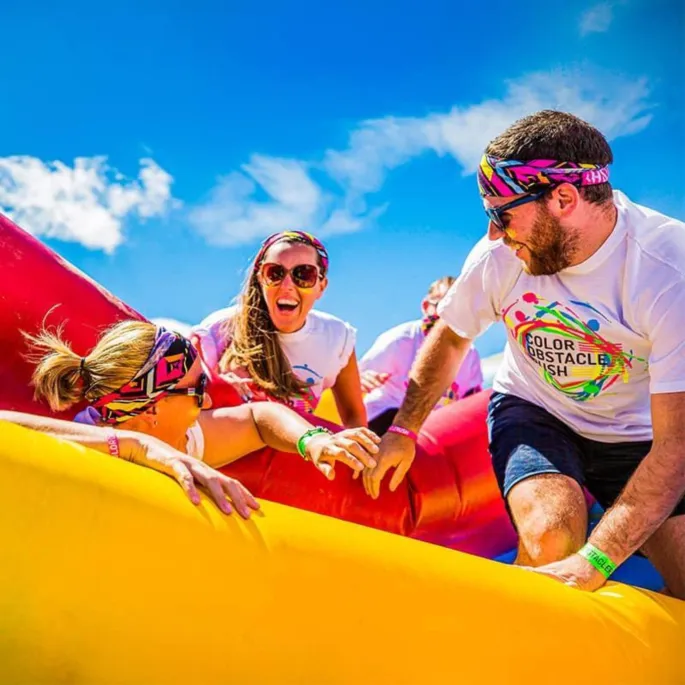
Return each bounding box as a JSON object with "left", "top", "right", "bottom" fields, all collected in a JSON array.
[
  {"left": 437, "top": 190, "right": 685, "bottom": 443},
  {"left": 360, "top": 319, "right": 484, "bottom": 420},
  {"left": 192, "top": 306, "right": 357, "bottom": 413}
]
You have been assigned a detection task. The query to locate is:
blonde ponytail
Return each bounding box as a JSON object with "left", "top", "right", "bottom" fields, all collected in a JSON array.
[{"left": 24, "top": 320, "right": 158, "bottom": 412}]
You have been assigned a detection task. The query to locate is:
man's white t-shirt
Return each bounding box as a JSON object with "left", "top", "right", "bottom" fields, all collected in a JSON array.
[
  {"left": 192, "top": 306, "right": 357, "bottom": 413},
  {"left": 438, "top": 190, "right": 685, "bottom": 443},
  {"left": 360, "top": 319, "right": 483, "bottom": 420}
]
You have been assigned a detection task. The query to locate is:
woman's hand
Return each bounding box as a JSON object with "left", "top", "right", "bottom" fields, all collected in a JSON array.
[
  {"left": 304, "top": 427, "right": 381, "bottom": 480},
  {"left": 360, "top": 370, "right": 390, "bottom": 394},
  {"left": 218, "top": 371, "right": 256, "bottom": 402},
  {"left": 124, "top": 433, "right": 260, "bottom": 518}
]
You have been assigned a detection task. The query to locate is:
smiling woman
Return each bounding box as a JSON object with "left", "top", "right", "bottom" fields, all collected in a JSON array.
[{"left": 192, "top": 231, "right": 368, "bottom": 428}]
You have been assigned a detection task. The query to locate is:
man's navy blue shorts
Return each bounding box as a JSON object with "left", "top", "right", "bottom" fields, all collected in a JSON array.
[{"left": 487, "top": 391, "right": 685, "bottom": 517}]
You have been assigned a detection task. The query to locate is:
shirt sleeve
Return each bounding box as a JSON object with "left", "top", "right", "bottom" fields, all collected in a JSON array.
[
  {"left": 648, "top": 279, "right": 685, "bottom": 394},
  {"left": 339, "top": 321, "right": 357, "bottom": 367},
  {"left": 359, "top": 327, "right": 413, "bottom": 378},
  {"left": 461, "top": 347, "right": 484, "bottom": 392},
  {"left": 437, "top": 238, "right": 511, "bottom": 340},
  {"left": 190, "top": 308, "right": 235, "bottom": 373}
]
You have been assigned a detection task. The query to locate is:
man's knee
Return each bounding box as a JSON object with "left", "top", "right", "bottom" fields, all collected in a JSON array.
[
  {"left": 516, "top": 513, "right": 583, "bottom": 566},
  {"left": 508, "top": 474, "right": 587, "bottom": 567},
  {"left": 641, "top": 514, "right": 685, "bottom": 600}
]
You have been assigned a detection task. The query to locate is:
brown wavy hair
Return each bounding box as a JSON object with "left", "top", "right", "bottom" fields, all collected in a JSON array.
[{"left": 219, "top": 237, "right": 326, "bottom": 402}]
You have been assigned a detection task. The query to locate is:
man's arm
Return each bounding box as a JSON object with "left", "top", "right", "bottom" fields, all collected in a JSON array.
[
  {"left": 393, "top": 321, "right": 474, "bottom": 432},
  {"left": 363, "top": 322, "right": 474, "bottom": 498},
  {"left": 530, "top": 391, "right": 685, "bottom": 591},
  {"left": 588, "top": 391, "right": 685, "bottom": 565}
]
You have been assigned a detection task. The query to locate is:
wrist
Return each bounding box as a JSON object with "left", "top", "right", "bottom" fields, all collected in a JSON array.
[
  {"left": 577, "top": 543, "right": 618, "bottom": 580},
  {"left": 387, "top": 424, "right": 418, "bottom": 442},
  {"left": 297, "top": 427, "right": 332, "bottom": 461},
  {"left": 117, "top": 431, "right": 149, "bottom": 464},
  {"left": 105, "top": 430, "right": 121, "bottom": 457}
]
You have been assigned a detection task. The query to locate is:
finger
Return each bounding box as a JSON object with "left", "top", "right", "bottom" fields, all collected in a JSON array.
[
  {"left": 207, "top": 477, "right": 234, "bottom": 515},
  {"left": 368, "top": 461, "right": 391, "bottom": 500},
  {"left": 339, "top": 428, "right": 379, "bottom": 452},
  {"left": 171, "top": 462, "right": 201, "bottom": 505},
  {"left": 353, "top": 427, "right": 382, "bottom": 445},
  {"left": 341, "top": 438, "right": 378, "bottom": 469},
  {"left": 388, "top": 458, "right": 412, "bottom": 492},
  {"left": 237, "top": 482, "right": 260, "bottom": 511},
  {"left": 362, "top": 466, "right": 372, "bottom": 495},
  {"left": 224, "top": 480, "right": 252, "bottom": 519},
  {"left": 316, "top": 461, "right": 335, "bottom": 480},
  {"left": 352, "top": 469, "right": 360, "bottom": 480},
  {"left": 337, "top": 436, "right": 377, "bottom": 469},
  {"left": 325, "top": 446, "right": 365, "bottom": 472}
]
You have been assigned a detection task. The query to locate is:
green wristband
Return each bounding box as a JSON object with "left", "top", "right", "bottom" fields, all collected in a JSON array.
[
  {"left": 578, "top": 543, "right": 617, "bottom": 579},
  {"left": 296, "top": 427, "right": 331, "bottom": 460}
]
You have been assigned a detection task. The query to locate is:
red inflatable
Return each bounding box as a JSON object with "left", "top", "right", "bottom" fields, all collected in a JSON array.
[
  {"left": 0, "top": 215, "right": 145, "bottom": 418},
  {"left": 0, "top": 214, "right": 516, "bottom": 557}
]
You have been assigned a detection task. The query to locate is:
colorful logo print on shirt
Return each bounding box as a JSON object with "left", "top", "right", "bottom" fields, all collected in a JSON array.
[
  {"left": 502, "top": 292, "right": 647, "bottom": 402},
  {"left": 290, "top": 363, "right": 324, "bottom": 413}
]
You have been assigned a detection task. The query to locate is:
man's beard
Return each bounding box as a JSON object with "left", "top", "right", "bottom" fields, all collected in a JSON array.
[{"left": 522, "top": 206, "right": 577, "bottom": 276}]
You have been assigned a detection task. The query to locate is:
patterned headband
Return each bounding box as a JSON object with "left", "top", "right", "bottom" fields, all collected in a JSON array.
[
  {"left": 90, "top": 327, "right": 197, "bottom": 425},
  {"left": 477, "top": 155, "right": 610, "bottom": 198},
  {"left": 254, "top": 231, "right": 329, "bottom": 274}
]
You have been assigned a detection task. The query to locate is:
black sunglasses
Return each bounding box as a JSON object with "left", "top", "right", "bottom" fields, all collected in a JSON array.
[
  {"left": 166, "top": 372, "right": 208, "bottom": 408},
  {"left": 484, "top": 189, "right": 548, "bottom": 230}
]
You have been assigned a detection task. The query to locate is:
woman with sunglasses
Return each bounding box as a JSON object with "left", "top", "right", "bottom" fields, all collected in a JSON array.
[
  {"left": 0, "top": 321, "right": 379, "bottom": 516},
  {"left": 192, "top": 231, "right": 367, "bottom": 428}
]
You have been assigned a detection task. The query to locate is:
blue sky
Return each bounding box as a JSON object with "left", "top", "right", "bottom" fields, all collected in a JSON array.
[{"left": 1, "top": 0, "right": 683, "bottom": 359}]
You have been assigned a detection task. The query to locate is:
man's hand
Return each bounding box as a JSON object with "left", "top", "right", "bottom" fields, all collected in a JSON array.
[
  {"left": 360, "top": 370, "right": 390, "bottom": 394},
  {"left": 362, "top": 431, "right": 416, "bottom": 499},
  {"left": 522, "top": 554, "right": 607, "bottom": 592}
]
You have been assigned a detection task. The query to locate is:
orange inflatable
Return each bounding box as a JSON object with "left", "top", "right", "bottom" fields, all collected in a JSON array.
[{"left": 0, "top": 214, "right": 515, "bottom": 556}]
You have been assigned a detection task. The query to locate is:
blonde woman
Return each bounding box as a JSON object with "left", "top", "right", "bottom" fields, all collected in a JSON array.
[
  {"left": 193, "top": 231, "right": 367, "bottom": 427},
  {"left": 1, "top": 321, "right": 379, "bottom": 516}
]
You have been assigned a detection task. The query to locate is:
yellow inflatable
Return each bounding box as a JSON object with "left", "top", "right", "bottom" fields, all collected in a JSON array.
[
  {"left": 314, "top": 387, "right": 342, "bottom": 424},
  {"left": 1, "top": 421, "right": 684, "bottom": 685}
]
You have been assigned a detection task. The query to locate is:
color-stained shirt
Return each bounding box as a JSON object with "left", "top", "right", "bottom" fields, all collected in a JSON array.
[{"left": 438, "top": 191, "right": 685, "bottom": 442}]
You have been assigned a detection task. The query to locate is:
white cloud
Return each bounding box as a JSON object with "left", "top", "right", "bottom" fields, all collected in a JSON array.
[
  {"left": 191, "top": 67, "right": 653, "bottom": 246},
  {"left": 0, "top": 156, "right": 177, "bottom": 253},
  {"left": 580, "top": 2, "right": 615, "bottom": 35},
  {"left": 326, "top": 68, "right": 652, "bottom": 186},
  {"left": 189, "top": 155, "right": 324, "bottom": 247}
]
